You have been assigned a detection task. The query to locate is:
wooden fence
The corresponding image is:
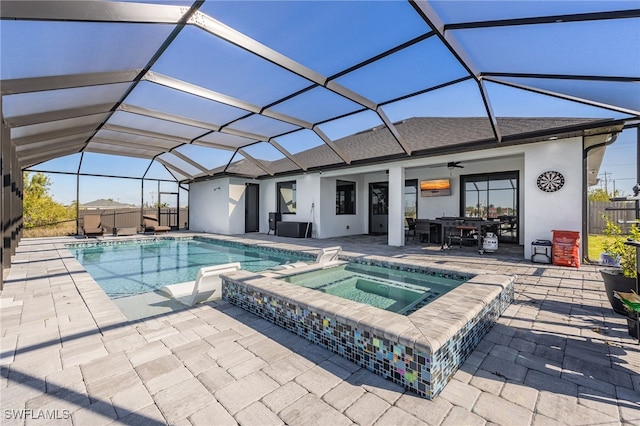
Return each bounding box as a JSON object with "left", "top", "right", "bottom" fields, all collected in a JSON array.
[
  {"left": 589, "top": 200, "right": 637, "bottom": 234},
  {"left": 79, "top": 207, "right": 189, "bottom": 235}
]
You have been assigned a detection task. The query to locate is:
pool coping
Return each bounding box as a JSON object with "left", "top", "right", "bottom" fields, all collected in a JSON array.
[
  {"left": 221, "top": 268, "right": 514, "bottom": 399},
  {"left": 62, "top": 233, "right": 515, "bottom": 398},
  {"left": 222, "top": 269, "right": 513, "bottom": 354}
]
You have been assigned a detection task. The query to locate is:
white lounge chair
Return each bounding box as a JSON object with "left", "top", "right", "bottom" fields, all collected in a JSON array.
[
  {"left": 158, "top": 262, "right": 241, "bottom": 306},
  {"left": 271, "top": 246, "right": 343, "bottom": 270}
]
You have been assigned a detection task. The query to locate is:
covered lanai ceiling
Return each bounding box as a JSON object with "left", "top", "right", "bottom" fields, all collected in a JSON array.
[{"left": 1, "top": 1, "right": 639, "bottom": 182}]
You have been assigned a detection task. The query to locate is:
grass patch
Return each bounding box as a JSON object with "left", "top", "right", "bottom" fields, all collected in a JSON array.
[
  {"left": 23, "top": 221, "right": 77, "bottom": 238},
  {"left": 588, "top": 234, "right": 622, "bottom": 261}
]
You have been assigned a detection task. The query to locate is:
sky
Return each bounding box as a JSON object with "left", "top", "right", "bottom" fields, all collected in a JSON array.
[
  {"left": 596, "top": 128, "right": 638, "bottom": 196},
  {"left": 7, "top": 0, "right": 638, "bottom": 205}
]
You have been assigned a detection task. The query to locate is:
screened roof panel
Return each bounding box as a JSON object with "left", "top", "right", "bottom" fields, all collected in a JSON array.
[
  {"left": 484, "top": 82, "right": 631, "bottom": 120},
  {"left": 157, "top": 152, "right": 205, "bottom": 178},
  {"left": 11, "top": 113, "right": 108, "bottom": 140},
  {"left": 201, "top": 0, "right": 429, "bottom": 76},
  {"left": 225, "top": 114, "right": 301, "bottom": 139},
  {"left": 124, "top": 81, "right": 248, "bottom": 126},
  {"left": 268, "top": 87, "right": 363, "bottom": 124},
  {"left": 334, "top": 37, "right": 470, "bottom": 104},
  {"left": 145, "top": 160, "right": 178, "bottom": 181},
  {"left": 151, "top": 26, "right": 312, "bottom": 106},
  {"left": 0, "top": 20, "right": 174, "bottom": 79},
  {"left": 94, "top": 129, "right": 180, "bottom": 150},
  {"left": 241, "top": 142, "right": 300, "bottom": 175},
  {"left": 451, "top": 19, "right": 640, "bottom": 77},
  {"left": 316, "top": 110, "right": 385, "bottom": 141},
  {"left": 22, "top": 146, "right": 80, "bottom": 167},
  {"left": 2, "top": 83, "right": 131, "bottom": 118},
  {"left": 382, "top": 79, "right": 487, "bottom": 121},
  {"left": 492, "top": 77, "right": 640, "bottom": 114},
  {"left": 242, "top": 142, "right": 286, "bottom": 163},
  {"left": 196, "top": 132, "right": 256, "bottom": 149},
  {"left": 429, "top": 1, "right": 636, "bottom": 24},
  {"left": 79, "top": 152, "right": 155, "bottom": 177},
  {"left": 174, "top": 144, "right": 234, "bottom": 171},
  {"left": 220, "top": 153, "right": 266, "bottom": 178},
  {"left": 169, "top": 170, "right": 189, "bottom": 182},
  {"left": 3, "top": 0, "right": 637, "bottom": 181},
  {"left": 107, "top": 111, "right": 209, "bottom": 140},
  {"left": 16, "top": 135, "right": 89, "bottom": 153},
  {"left": 27, "top": 153, "right": 82, "bottom": 173},
  {"left": 18, "top": 143, "right": 85, "bottom": 162},
  {"left": 274, "top": 129, "right": 328, "bottom": 155},
  {"left": 85, "top": 142, "right": 161, "bottom": 159}
]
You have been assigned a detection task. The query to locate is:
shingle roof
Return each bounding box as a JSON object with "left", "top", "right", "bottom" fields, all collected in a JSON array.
[
  {"left": 206, "top": 116, "right": 613, "bottom": 178},
  {"left": 80, "top": 199, "right": 136, "bottom": 209}
]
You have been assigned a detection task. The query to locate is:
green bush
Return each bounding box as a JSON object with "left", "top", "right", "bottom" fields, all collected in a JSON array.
[
  {"left": 23, "top": 172, "right": 75, "bottom": 229},
  {"left": 602, "top": 217, "right": 639, "bottom": 278}
]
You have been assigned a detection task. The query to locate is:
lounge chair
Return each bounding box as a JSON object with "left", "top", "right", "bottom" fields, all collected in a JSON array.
[
  {"left": 270, "top": 246, "right": 343, "bottom": 271},
  {"left": 158, "top": 262, "right": 241, "bottom": 306},
  {"left": 142, "top": 214, "right": 171, "bottom": 234},
  {"left": 82, "top": 214, "right": 105, "bottom": 238}
]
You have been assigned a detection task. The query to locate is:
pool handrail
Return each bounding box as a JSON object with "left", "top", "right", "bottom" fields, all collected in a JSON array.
[
  {"left": 158, "top": 262, "right": 241, "bottom": 305},
  {"left": 271, "top": 246, "right": 342, "bottom": 271}
]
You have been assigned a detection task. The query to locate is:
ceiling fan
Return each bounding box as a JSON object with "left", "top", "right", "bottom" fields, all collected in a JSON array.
[{"left": 447, "top": 161, "right": 464, "bottom": 170}]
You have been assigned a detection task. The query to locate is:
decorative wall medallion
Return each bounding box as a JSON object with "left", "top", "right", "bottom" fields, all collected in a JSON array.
[{"left": 536, "top": 171, "right": 565, "bottom": 192}]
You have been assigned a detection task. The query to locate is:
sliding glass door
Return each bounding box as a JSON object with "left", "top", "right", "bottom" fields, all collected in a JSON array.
[{"left": 462, "top": 172, "right": 519, "bottom": 243}]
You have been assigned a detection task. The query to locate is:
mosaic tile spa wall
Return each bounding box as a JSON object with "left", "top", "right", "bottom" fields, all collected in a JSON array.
[{"left": 222, "top": 273, "right": 514, "bottom": 399}]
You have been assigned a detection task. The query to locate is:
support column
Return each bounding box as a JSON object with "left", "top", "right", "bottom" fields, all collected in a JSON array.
[
  {"left": 388, "top": 165, "right": 405, "bottom": 247},
  {"left": 1, "top": 110, "right": 20, "bottom": 289},
  {"left": 1, "top": 119, "right": 8, "bottom": 289}
]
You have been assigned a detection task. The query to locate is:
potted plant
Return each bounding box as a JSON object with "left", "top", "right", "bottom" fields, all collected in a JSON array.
[{"left": 599, "top": 217, "right": 639, "bottom": 323}]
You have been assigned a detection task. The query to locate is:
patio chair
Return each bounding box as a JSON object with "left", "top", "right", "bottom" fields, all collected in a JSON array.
[
  {"left": 82, "top": 214, "right": 105, "bottom": 238},
  {"left": 405, "top": 217, "right": 416, "bottom": 242},
  {"left": 142, "top": 214, "right": 171, "bottom": 234},
  {"left": 270, "top": 246, "right": 343, "bottom": 270},
  {"left": 415, "top": 219, "right": 432, "bottom": 243},
  {"left": 158, "top": 262, "right": 241, "bottom": 306}
]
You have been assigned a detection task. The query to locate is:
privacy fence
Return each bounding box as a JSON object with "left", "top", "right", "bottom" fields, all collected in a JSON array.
[
  {"left": 79, "top": 207, "right": 189, "bottom": 235},
  {"left": 589, "top": 200, "right": 638, "bottom": 234}
]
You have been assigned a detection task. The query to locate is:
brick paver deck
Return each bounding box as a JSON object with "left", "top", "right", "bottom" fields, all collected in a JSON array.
[{"left": 1, "top": 233, "right": 638, "bottom": 425}]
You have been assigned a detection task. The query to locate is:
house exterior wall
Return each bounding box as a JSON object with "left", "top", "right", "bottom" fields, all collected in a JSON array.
[
  {"left": 523, "top": 137, "right": 583, "bottom": 259},
  {"left": 188, "top": 136, "right": 584, "bottom": 260},
  {"left": 319, "top": 174, "right": 367, "bottom": 238},
  {"left": 189, "top": 177, "right": 231, "bottom": 234},
  {"left": 258, "top": 174, "right": 320, "bottom": 236},
  {"left": 228, "top": 178, "right": 248, "bottom": 235}
]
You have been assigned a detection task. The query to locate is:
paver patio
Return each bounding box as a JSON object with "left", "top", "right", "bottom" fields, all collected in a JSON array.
[{"left": 1, "top": 233, "right": 638, "bottom": 425}]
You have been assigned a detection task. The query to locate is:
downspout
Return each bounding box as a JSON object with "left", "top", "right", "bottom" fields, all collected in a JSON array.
[{"left": 583, "top": 134, "right": 618, "bottom": 262}]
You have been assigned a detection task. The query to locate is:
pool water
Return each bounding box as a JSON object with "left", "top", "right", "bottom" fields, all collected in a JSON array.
[
  {"left": 282, "top": 263, "right": 465, "bottom": 315},
  {"left": 68, "top": 238, "right": 309, "bottom": 298}
]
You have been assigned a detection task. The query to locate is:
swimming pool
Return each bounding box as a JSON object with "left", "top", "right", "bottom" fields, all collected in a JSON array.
[
  {"left": 282, "top": 263, "right": 464, "bottom": 315},
  {"left": 67, "top": 237, "right": 310, "bottom": 298}
]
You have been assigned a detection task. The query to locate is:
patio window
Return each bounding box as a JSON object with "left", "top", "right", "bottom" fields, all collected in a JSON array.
[
  {"left": 277, "top": 181, "right": 297, "bottom": 214},
  {"left": 461, "top": 171, "right": 519, "bottom": 243},
  {"left": 336, "top": 180, "right": 356, "bottom": 215}
]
